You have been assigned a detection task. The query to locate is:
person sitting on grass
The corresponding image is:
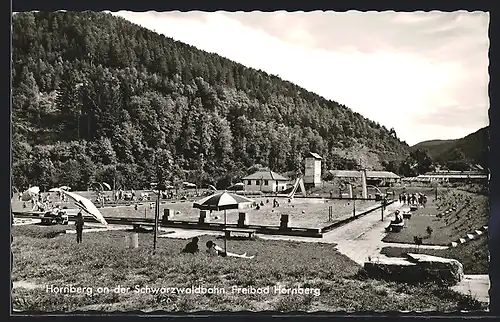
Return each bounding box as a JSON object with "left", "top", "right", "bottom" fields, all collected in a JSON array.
[
  {"left": 385, "top": 210, "right": 403, "bottom": 231},
  {"left": 180, "top": 237, "right": 199, "bottom": 254},
  {"left": 205, "top": 241, "right": 255, "bottom": 259}
]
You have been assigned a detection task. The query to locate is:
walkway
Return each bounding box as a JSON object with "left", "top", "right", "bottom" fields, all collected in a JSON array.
[
  {"left": 257, "top": 201, "right": 437, "bottom": 265},
  {"left": 451, "top": 275, "right": 490, "bottom": 304}
]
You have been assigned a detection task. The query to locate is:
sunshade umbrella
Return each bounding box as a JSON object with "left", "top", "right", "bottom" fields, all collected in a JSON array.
[
  {"left": 183, "top": 182, "right": 197, "bottom": 188},
  {"left": 59, "top": 186, "right": 71, "bottom": 191},
  {"left": 102, "top": 182, "right": 111, "bottom": 190},
  {"left": 27, "top": 186, "right": 40, "bottom": 194},
  {"left": 193, "top": 191, "right": 254, "bottom": 252},
  {"left": 48, "top": 188, "right": 60, "bottom": 192},
  {"left": 207, "top": 184, "right": 217, "bottom": 191},
  {"left": 21, "top": 186, "right": 40, "bottom": 201},
  {"left": 53, "top": 188, "right": 108, "bottom": 226}
]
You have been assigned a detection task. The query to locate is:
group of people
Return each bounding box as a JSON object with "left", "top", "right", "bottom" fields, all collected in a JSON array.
[
  {"left": 254, "top": 198, "right": 280, "bottom": 210},
  {"left": 21, "top": 191, "right": 69, "bottom": 212},
  {"left": 399, "top": 192, "right": 427, "bottom": 207},
  {"left": 180, "top": 237, "right": 255, "bottom": 259}
]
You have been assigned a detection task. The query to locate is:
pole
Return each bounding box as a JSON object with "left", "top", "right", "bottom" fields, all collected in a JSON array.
[
  {"left": 381, "top": 200, "right": 384, "bottom": 221},
  {"left": 100, "top": 183, "right": 104, "bottom": 208},
  {"left": 353, "top": 197, "right": 356, "bottom": 217},
  {"left": 224, "top": 209, "right": 227, "bottom": 253},
  {"left": 153, "top": 191, "right": 159, "bottom": 253}
]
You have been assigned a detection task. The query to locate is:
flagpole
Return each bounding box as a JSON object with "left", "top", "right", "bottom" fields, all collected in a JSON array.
[
  {"left": 154, "top": 190, "right": 159, "bottom": 254},
  {"left": 224, "top": 209, "right": 227, "bottom": 253}
]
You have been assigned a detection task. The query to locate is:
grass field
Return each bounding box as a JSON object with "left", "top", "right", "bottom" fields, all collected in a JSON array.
[
  {"left": 11, "top": 225, "right": 486, "bottom": 312},
  {"left": 382, "top": 190, "right": 489, "bottom": 246},
  {"left": 380, "top": 234, "right": 489, "bottom": 275},
  {"left": 12, "top": 196, "right": 378, "bottom": 229}
]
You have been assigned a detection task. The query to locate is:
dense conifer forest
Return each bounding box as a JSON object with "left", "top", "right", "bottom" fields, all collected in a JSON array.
[{"left": 12, "top": 11, "right": 412, "bottom": 190}]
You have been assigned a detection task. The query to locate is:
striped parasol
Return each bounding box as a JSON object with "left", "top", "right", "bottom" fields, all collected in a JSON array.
[
  {"left": 193, "top": 191, "right": 254, "bottom": 211},
  {"left": 193, "top": 191, "right": 254, "bottom": 252}
]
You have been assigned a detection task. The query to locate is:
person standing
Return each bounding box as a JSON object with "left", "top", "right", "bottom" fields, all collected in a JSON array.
[{"left": 75, "top": 212, "right": 84, "bottom": 244}]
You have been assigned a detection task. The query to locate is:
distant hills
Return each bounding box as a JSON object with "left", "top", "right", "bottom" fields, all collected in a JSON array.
[{"left": 411, "top": 126, "right": 488, "bottom": 169}]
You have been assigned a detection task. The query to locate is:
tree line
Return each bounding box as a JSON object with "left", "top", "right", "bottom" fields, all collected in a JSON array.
[{"left": 12, "top": 11, "right": 410, "bottom": 191}]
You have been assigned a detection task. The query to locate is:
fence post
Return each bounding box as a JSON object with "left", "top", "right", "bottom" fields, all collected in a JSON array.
[{"left": 353, "top": 198, "right": 356, "bottom": 217}]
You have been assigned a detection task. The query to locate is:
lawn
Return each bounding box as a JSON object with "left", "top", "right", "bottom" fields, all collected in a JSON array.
[
  {"left": 382, "top": 190, "right": 489, "bottom": 246},
  {"left": 380, "top": 234, "right": 489, "bottom": 275},
  {"left": 13, "top": 196, "right": 379, "bottom": 229},
  {"left": 11, "top": 225, "right": 486, "bottom": 312}
]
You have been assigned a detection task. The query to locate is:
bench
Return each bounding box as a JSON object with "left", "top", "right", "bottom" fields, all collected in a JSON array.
[
  {"left": 388, "top": 222, "right": 405, "bottom": 233},
  {"left": 224, "top": 227, "right": 256, "bottom": 239},
  {"left": 130, "top": 222, "right": 147, "bottom": 231}
]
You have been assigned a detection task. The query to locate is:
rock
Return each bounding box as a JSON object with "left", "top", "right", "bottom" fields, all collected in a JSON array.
[
  {"left": 406, "top": 253, "right": 464, "bottom": 284},
  {"left": 449, "top": 242, "right": 458, "bottom": 247},
  {"left": 467, "top": 234, "right": 475, "bottom": 240},
  {"left": 475, "top": 230, "right": 483, "bottom": 235},
  {"left": 363, "top": 254, "right": 464, "bottom": 285},
  {"left": 459, "top": 238, "right": 467, "bottom": 244},
  {"left": 364, "top": 258, "right": 422, "bottom": 283},
  {"left": 483, "top": 226, "right": 488, "bottom": 231}
]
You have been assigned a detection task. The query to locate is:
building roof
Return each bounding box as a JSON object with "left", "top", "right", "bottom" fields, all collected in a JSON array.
[
  {"left": 329, "top": 170, "right": 361, "bottom": 178},
  {"left": 329, "top": 170, "right": 400, "bottom": 179},
  {"left": 306, "top": 152, "right": 323, "bottom": 160},
  {"left": 402, "top": 173, "right": 488, "bottom": 181},
  {"left": 418, "top": 174, "right": 488, "bottom": 179},
  {"left": 424, "top": 170, "right": 487, "bottom": 176},
  {"left": 366, "top": 171, "right": 401, "bottom": 179},
  {"left": 243, "top": 171, "right": 289, "bottom": 181}
]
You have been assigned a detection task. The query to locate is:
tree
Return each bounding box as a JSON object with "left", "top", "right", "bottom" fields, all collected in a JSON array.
[
  {"left": 409, "top": 149, "right": 433, "bottom": 175},
  {"left": 382, "top": 160, "right": 400, "bottom": 174}
]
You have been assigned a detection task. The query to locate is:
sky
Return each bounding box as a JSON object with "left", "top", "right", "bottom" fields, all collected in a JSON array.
[{"left": 111, "top": 10, "right": 490, "bottom": 146}]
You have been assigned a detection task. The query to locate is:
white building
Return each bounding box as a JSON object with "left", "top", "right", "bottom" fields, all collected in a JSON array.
[
  {"left": 410, "top": 170, "right": 488, "bottom": 184},
  {"left": 329, "top": 170, "right": 401, "bottom": 186},
  {"left": 303, "top": 152, "right": 322, "bottom": 187},
  {"left": 242, "top": 170, "right": 289, "bottom": 193}
]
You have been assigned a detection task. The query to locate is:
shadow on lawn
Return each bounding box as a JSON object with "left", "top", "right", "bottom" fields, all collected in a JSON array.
[{"left": 13, "top": 224, "right": 68, "bottom": 239}]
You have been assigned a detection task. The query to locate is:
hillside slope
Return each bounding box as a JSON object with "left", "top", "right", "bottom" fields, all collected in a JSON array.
[
  {"left": 12, "top": 11, "right": 410, "bottom": 190},
  {"left": 411, "top": 127, "right": 488, "bottom": 169},
  {"left": 411, "top": 139, "right": 457, "bottom": 159}
]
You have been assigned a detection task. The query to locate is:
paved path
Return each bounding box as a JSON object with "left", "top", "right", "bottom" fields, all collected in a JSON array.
[
  {"left": 451, "top": 275, "right": 490, "bottom": 304},
  {"left": 259, "top": 202, "right": 412, "bottom": 264}
]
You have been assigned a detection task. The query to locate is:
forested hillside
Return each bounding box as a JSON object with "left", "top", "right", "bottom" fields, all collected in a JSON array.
[
  {"left": 411, "top": 127, "right": 488, "bottom": 171},
  {"left": 12, "top": 11, "right": 409, "bottom": 191}
]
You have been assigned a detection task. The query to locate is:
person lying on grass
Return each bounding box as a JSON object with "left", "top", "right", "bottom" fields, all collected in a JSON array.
[
  {"left": 180, "top": 237, "right": 199, "bottom": 254},
  {"left": 205, "top": 240, "right": 255, "bottom": 259}
]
